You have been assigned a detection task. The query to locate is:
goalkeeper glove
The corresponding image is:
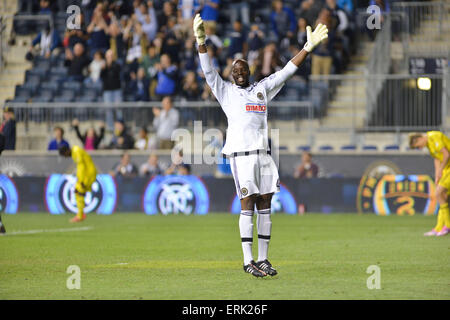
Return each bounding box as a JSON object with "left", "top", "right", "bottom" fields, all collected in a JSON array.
[
  {"left": 303, "top": 23, "right": 329, "bottom": 53},
  {"left": 193, "top": 13, "right": 206, "bottom": 46}
]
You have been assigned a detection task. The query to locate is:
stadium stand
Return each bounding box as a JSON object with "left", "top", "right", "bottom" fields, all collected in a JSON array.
[{"left": 0, "top": 0, "right": 449, "bottom": 152}]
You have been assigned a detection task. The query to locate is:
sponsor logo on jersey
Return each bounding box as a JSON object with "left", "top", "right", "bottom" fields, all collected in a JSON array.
[{"left": 245, "top": 103, "right": 266, "bottom": 113}]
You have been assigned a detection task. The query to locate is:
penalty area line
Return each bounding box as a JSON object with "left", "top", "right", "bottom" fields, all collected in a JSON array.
[{"left": 2, "top": 226, "right": 94, "bottom": 236}]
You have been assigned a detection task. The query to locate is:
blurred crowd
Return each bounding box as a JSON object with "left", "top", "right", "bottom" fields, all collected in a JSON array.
[{"left": 23, "top": 0, "right": 372, "bottom": 105}]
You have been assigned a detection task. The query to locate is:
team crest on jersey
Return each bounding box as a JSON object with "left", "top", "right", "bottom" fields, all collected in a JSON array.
[
  {"left": 245, "top": 103, "right": 266, "bottom": 113},
  {"left": 257, "top": 92, "right": 264, "bottom": 100},
  {"left": 241, "top": 187, "right": 248, "bottom": 196}
]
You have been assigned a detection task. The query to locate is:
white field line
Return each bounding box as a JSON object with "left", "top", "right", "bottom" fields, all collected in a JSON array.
[{"left": 2, "top": 226, "right": 93, "bottom": 236}]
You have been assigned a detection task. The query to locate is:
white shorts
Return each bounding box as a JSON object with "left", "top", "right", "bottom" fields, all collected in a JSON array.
[{"left": 229, "top": 153, "right": 280, "bottom": 199}]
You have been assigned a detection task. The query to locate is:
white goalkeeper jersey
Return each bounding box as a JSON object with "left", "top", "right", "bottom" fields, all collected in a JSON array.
[{"left": 198, "top": 52, "right": 298, "bottom": 155}]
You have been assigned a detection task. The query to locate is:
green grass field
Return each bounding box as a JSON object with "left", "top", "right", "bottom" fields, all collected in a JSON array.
[{"left": 0, "top": 213, "right": 449, "bottom": 300}]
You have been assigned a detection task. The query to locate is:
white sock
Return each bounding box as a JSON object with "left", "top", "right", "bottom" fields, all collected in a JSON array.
[
  {"left": 257, "top": 208, "right": 272, "bottom": 262},
  {"left": 239, "top": 210, "right": 254, "bottom": 265}
]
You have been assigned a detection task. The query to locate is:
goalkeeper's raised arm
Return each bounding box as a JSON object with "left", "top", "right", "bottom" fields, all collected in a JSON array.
[{"left": 193, "top": 13, "right": 328, "bottom": 71}]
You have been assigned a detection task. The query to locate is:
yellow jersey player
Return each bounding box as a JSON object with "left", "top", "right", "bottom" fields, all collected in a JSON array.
[
  {"left": 59, "top": 145, "right": 97, "bottom": 223},
  {"left": 409, "top": 131, "right": 450, "bottom": 236}
]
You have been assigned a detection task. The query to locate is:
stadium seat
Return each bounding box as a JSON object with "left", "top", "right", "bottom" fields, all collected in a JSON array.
[
  {"left": 15, "top": 85, "right": 33, "bottom": 99},
  {"left": 40, "top": 81, "right": 60, "bottom": 94},
  {"left": 384, "top": 144, "right": 400, "bottom": 151},
  {"left": 362, "top": 145, "right": 378, "bottom": 151},
  {"left": 53, "top": 89, "right": 76, "bottom": 102},
  {"left": 319, "top": 145, "right": 334, "bottom": 151},
  {"left": 297, "top": 145, "right": 311, "bottom": 152},
  {"left": 32, "top": 89, "right": 54, "bottom": 102},
  {"left": 341, "top": 145, "right": 357, "bottom": 151},
  {"left": 62, "top": 81, "right": 82, "bottom": 93}
]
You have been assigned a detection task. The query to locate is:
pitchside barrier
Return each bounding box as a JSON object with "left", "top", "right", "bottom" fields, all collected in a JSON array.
[{"left": 0, "top": 174, "right": 438, "bottom": 216}]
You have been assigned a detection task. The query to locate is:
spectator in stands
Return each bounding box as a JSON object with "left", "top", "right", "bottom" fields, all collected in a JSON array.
[
  {"left": 165, "top": 149, "right": 191, "bottom": 175},
  {"left": 161, "top": 16, "right": 183, "bottom": 64},
  {"left": 29, "top": 24, "right": 62, "bottom": 59},
  {"left": 48, "top": 126, "right": 70, "bottom": 151},
  {"left": 229, "top": 0, "right": 250, "bottom": 28},
  {"left": 152, "top": 96, "right": 179, "bottom": 149},
  {"left": 154, "top": 54, "right": 178, "bottom": 97},
  {"left": 270, "top": 0, "right": 296, "bottom": 46},
  {"left": 123, "top": 15, "right": 148, "bottom": 73},
  {"left": 39, "top": 0, "right": 52, "bottom": 14},
  {"left": 180, "top": 38, "right": 198, "bottom": 73},
  {"left": 157, "top": 0, "right": 177, "bottom": 32},
  {"left": 181, "top": 71, "right": 200, "bottom": 101},
  {"left": 253, "top": 42, "right": 283, "bottom": 82},
  {"left": 101, "top": 49, "right": 123, "bottom": 130},
  {"left": 64, "top": 42, "right": 91, "bottom": 82},
  {"left": 110, "top": 152, "right": 138, "bottom": 178},
  {"left": 64, "top": 28, "right": 88, "bottom": 51},
  {"left": 297, "top": 18, "right": 308, "bottom": 49},
  {"left": 177, "top": 0, "right": 200, "bottom": 36},
  {"left": 107, "top": 17, "right": 127, "bottom": 63},
  {"left": 200, "top": 0, "right": 220, "bottom": 30},
  {"left": 140, "top": 44, "right": 160, "bottom": 80},
  {"left": 298, "top": 0, "right": 323, "bottom": 27},
  {"left": 86, "top": 2, "right": 110, "bottom": 56},
  {"left": 135, "top": 127, "right": 150, "bottom": 150},
  {"left": 247, "top": 24, "right": 265, "bottom": 72},
  {"left": 337, "top": 0, "right": 354, "bottom": 14},
  {"left": 108, "top": 120, "right": 135, "bottom": 150},
  {"left": 71, "top": 119, "right": 105, "bottom": 150},
  {"left": 311, "top": 9, "right": 335, "bottom": 76},
  {"left": 227, "top": 20, "right": 248, "bottom": 59},
  {"left": 84, "top": 50, "right": 105, "bottom": 89},
  {"left": 128, "top": 67, "right": 150, "bottom": 101},
  {"left": 0, "top": 107, "right": 16, "bottom": 151},
  {"left": 134, "top": 1, "right": 158, "bottom": 42},
  {"left": 139, "top": 154, "right": 163, "bottom": 177},
  {"left": 294, "top": 151, "right": 319, "bottom": 179}
]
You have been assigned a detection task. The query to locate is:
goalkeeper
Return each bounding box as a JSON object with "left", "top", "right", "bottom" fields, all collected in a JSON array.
[
  {"left": 59, "top": 145, "right": 97, "bottom": 223},
  {"left": 194, "top": 14, "right": 328, "bottom": 277}
]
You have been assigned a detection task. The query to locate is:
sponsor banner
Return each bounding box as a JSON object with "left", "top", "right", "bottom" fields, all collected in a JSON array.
[
  {"left": 142, "top": 175, "right": 209, "bottom": 215},
  {"left": 0, "top": 174, "right": 19, "bottom": 214},
  {"left": 45, "top": 174, "right": 117, "bottom": 215},
  {"left": 230, "top": 184, "right": 297, "bottom": 214},
  {"left": 357, "top": 174, "right": 438, "bottom": 215}
]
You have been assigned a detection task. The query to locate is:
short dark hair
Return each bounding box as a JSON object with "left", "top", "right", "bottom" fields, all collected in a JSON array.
[
  {"left": 54, "top": 126, "right": 64, "bottom": 135},
  {"left": 58, "top": 145, "right": 70, "bottom": 156}
]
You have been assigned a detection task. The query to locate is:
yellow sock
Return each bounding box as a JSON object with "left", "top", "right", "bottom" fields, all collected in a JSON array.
[
  {"left": 440, "top": 203, "right": 450, "bottom": 228},
  {"left": 434, "top": 203, "right": 449, "bottom": 231},
  {"left": 75, "top": 193, "right": 85, "bottom": 220}
]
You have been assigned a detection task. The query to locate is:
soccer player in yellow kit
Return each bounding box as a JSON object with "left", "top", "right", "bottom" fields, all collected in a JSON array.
[
  {"left": 409, "top": 131, "right": 450, "bottom": 236},
  {"left": 59, "top": 145, "right": 97, "bottom": 223}
]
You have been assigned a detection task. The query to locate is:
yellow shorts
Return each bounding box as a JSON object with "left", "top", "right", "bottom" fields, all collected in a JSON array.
[
  {"left": 75, "top": 175, "right": 96, "bottom": 194},
  {"left": 438, "top": 169, "right": 450, "bottom": 192}
]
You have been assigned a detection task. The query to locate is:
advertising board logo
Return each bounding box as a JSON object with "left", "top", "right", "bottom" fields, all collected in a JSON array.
[
  {"left": 0, "top": 174, "right": 19, "bottom": 214},
  {"left": 231, "top": 184, "right": 297, "bottom": 214},
  {"left": 143, "top": 175, "right": 209, "bottom": 215},
  {"left": 45, "top": 174, "right": 117, "bottom": 214},
  {"left": 357, "top": 174, "right": 437, "bottom": 215}
]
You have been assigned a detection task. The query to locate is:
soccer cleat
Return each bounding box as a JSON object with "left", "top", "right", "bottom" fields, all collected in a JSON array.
[
  {"left": 70, "top": 214, "right": 87, "bottom": 223},
  {"left": 0, "top": 224, "right": 5, "bottom": 234},
  {"left": 255, "top": 259, "right": 278, "bottom": 276},
  {"left": 424, "top": 229, "right": 438, "bottom": 236},
  {"left": 243, "top": 261, "right": 267, "bottom": 277},
  {"left": 436, "top": 226, "right": 450, "bottom": 236}
]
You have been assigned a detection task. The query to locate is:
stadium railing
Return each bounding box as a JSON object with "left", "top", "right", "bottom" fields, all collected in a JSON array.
[{"left": 309, "top": 72, "right": 448, "bottom": 132}]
